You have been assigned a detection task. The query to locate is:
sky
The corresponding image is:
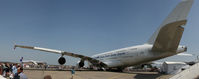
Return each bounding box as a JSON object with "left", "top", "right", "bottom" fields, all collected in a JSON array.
[{"left": 0, "top": 0, "right": 198, "bottom": 65}]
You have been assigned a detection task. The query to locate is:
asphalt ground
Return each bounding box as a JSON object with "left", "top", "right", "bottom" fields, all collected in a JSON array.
[{"left": 23, "top": 70, "right": 172, "bottom": 79}]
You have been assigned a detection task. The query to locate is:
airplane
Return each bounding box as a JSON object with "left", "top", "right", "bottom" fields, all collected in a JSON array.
[{"left": 14, "top": 0, "right": 194, "bottom": 71}]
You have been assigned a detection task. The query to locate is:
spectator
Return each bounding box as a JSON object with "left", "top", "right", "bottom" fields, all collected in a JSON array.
[
  {"left": 12, "top": 64, "right": 17, "bottom": 75},
  {"left": 44, "top": 65, "right": 47, "bottom": 70},
  {"left": 10, "top": 64, "right": 13, "bottom": 72},
  {"left": 44, "top": 75, "right": 52, "bottom": 79},
  {"left": 0, "top": 64, "right": 6, "bottom": 79},
  {"left": 2, "top": 63, "right": 6, "bottom": 77},
  {"left": 14, "top": 67, "right": 28, "bottom": 79},
  {"left": 5, "top": 63, "right": 10, "bottom": 77}
]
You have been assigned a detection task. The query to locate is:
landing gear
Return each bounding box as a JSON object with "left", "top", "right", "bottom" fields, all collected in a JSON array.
[
  {"left": 97, "top": 67, "right": 106, "bottom": 71},
  {"left": 117, "top": 67, "right": 124, "bottom": 72}
]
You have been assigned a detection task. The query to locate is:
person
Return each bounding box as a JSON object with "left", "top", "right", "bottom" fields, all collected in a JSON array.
[
  {"left": 43, "top": 75, "right": 52, "bottom": 79},
  {"left": 71, "top": 68, "right": 75, "bottom": 79},
  {"left": 10, "top": 64, "right": 17, "bottom": 79},
  {"left": 14, "top": 67, "right": 28, "bottom": 79},
  {"left": 12, "top": 64, "right": 17, "bottom": 75},
  {"left": 44, "top": 65, "right": 47, "bottom": 70},
  {"left": 0, "top": 64, "right": 6, "bottom": 79},
  {"left": 5, "top": 63, "right": 10, "bottom": 77},
  {"left": 2, "top": 63, "right": 6, "bottom": 77}
]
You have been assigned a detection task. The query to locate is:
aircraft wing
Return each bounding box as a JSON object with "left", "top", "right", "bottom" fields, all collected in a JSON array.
[
  {"left": 147, "top": 0, "right": 194, "bottom": 52},
  {"left": 14, "top": 45, "right": 107, "bottom": 67}
]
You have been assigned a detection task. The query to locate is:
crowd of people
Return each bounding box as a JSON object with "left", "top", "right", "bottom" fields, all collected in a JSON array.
[
  {"left": 0, "top": 63, "right": 76, "bottom": 79},
  {"left": 0, "top": 63, "right": 27, "bottom": 79}
]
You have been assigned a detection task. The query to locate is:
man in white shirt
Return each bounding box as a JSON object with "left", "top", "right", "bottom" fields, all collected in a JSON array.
[
  {"left": 12, "top": 64, "right": 17, "bottom": 75},
  {"left": 14, "top": 67, "right": 28, "bottom": 79},
  {"left": 0, "top": 64, "right": 6, "bottom": 79}
]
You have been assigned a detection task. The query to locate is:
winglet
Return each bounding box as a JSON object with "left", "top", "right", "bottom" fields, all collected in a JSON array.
[
  {"left": 14, "top": 45, "right": 17, "bottom": 50},
  {"left": 14, "top": 42, "right": 17, "bottom": 50}
]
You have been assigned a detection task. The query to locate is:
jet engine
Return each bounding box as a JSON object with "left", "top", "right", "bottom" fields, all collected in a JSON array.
[
  {"left": 58, "top": 56, "right": 66, "bottom": 65},
  {"left": 77, "top": 60, "right": 84, "bottom": 68}
]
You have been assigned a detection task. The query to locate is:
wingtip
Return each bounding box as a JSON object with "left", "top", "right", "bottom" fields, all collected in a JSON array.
[
  {"left": 14, "top": 45, "right": 17, "bottom": 50},
  {"left": 13, "top": 42, "right": 18, "bottom": 50},
  {"left": 14, "top": 44, "right": 19, "bottom": 50}
]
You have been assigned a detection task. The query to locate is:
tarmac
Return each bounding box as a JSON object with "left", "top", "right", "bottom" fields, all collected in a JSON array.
[{"left": 24, "top": 70, "right": 172, "bottom": 79}]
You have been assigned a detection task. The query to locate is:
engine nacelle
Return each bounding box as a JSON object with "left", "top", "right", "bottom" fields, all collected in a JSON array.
[
  {"left": 58, "top": 57, "right": 66, "bottom": 65},
  {"left": 78, "top": 60, "right": 84, "bottom": 68}
]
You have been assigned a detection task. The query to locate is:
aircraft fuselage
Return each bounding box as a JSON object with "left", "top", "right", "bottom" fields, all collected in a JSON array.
[{"left": 92, "top": 44, "right": 187, "bottom": 68}]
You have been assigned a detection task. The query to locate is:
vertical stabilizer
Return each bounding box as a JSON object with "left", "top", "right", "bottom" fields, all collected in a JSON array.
[{"left": 147, "top": 0, "right": 194, "bottom": 45}]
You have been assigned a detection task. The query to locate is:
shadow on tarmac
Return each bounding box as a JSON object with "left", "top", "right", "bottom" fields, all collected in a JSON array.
[{"left": 133, "top": 73, "right": 162, "bottom": 79}]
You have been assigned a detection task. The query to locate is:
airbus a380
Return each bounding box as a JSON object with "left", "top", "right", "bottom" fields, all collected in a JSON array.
[{"left": 14, "top": 0, "right": 194, "bottom": 71}]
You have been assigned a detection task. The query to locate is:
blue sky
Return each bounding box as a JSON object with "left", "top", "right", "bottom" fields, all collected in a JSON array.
[{"left": 0, "top": 0, "right": 198, "bottom": 65}]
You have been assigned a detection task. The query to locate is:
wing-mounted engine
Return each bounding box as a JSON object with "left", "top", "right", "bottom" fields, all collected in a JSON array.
[
  {"left": 77, "top": 59, "right": 85, "bottom": 68},
  {"left": 58, "top": 56, "right": 66, "bottom": 65}
]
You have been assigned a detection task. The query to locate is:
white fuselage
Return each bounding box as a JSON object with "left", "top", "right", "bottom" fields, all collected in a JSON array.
[{"left": 91, "top": 44, "right": 186, "bottom": 68}]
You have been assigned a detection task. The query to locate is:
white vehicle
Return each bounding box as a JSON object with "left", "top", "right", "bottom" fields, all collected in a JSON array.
[{"left": 14, "top": 0, "right": 194, "bottom": 71}]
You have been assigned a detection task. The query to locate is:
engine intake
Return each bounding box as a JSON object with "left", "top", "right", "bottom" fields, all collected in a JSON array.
[
  {"left": 78, "top": 60, "right": 84, "bottom": 68},
  {"left": 58, "top": 57, "right": 66, "bottom": 65}
]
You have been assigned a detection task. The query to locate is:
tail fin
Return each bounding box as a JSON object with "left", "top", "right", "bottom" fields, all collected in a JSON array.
[
  {"left": 147, "top": 0, "right": 194, "bottom": 52},
  {"left": 147, "top": 0, "right": 194, "bottom": 44}
]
